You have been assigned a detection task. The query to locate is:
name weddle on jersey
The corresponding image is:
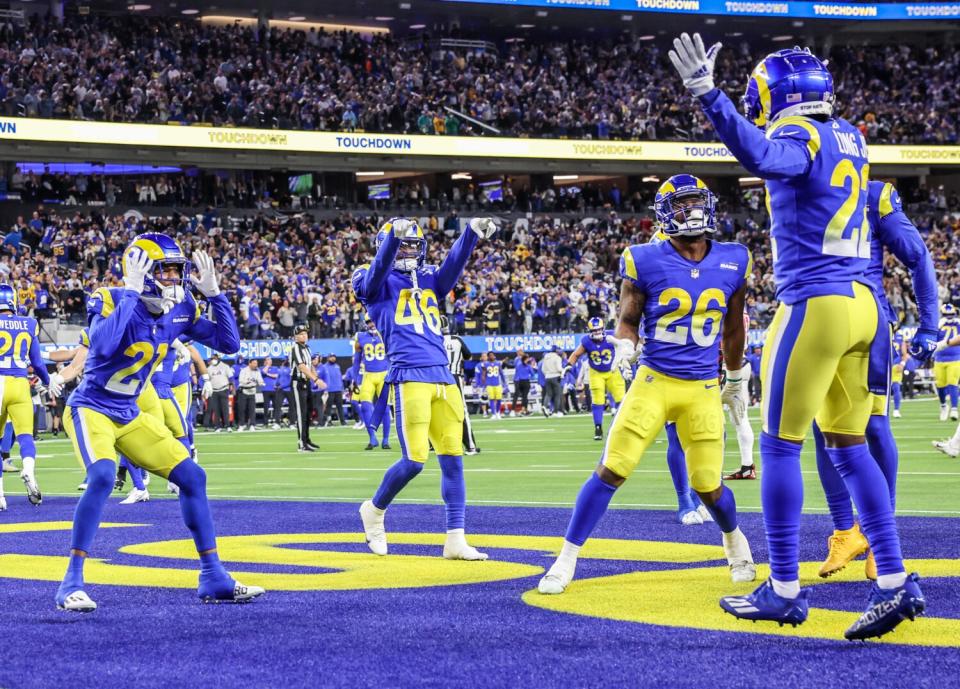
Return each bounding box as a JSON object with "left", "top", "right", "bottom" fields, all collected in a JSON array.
[{"left": 2, "top": 26, "right": 954, "bottom": 660}]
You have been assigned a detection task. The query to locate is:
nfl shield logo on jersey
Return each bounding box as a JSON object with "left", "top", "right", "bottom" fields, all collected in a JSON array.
[{"left": 690, "top": 268, "right": 700, "bottom": 279}]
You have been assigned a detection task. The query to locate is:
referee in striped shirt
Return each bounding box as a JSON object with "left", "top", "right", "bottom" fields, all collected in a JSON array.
[{"left": 289, "top": 324, "right": 325, "bottom": 452}]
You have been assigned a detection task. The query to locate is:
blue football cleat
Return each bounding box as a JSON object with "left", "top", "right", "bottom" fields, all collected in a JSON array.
[
  {"left": 198, "top": 573, "right": 265, "bottom": 604},
  {"left": 845, "top": 573, "right": 925, "bottom": 641},
  {"left": 720, "top": 579, "right": 809, "bottom": 627}
]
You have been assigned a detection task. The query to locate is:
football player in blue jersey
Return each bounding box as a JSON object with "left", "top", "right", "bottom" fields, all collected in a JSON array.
[
  {"left": 538, "top": 175, "right": 756, "bottom": 595},
  {"left": 670, "top": 33, "right": 928, "bottom": 638},
  {"left": 0, "top": 284, "right": 54, "bottom": 507},
  {"left": 481, "top": 355, "right": 507, "bottom": 419},
  {"left": 931, "top": 324, "right": 960, "bottom": 457},
  {"left": 814, "top": 181, "right": 937, "bottom": 580},
  {"left": 565, "top": 317, "right": 625, "bottom": 440},
  {"left": 890, "top": 332, "right": 906, "bottom": 418},
  {"left": 933, "top": 304, "right": 960, "bottom": 421},
  {"left": 354, "top": 317, "right": 392, "bottom": 449},
  {"left": 352, "top": 217, "right": 496, "bottom": 560},
  {"left": 55, "top": 234, "right": 263, "bottom": 612}
]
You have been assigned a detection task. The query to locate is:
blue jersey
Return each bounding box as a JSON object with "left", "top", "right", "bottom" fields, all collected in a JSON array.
[
  {"left": 355, "top": 331, "right": 389, "bottom": 374},
  {"left": 513, "top": 356, "right": 532, "bottom": 381},
  {"left": 278, "top": 365, "right": 292, "bottom": 390},
  {"left": 482, "top": 361, "right": 505, "bottom": 387},
  {"left": 0, "top": 314, "right": 49, "bottom": 384},
  {"left": 352, "top": 227, "right": 478, "bottom": 384},
  {"left": 170, "top": 346, "right": 193, "bottom": 388},
  {"left": 320, "top": 362, "right": 344, "bottom": 393},
  {"left": 151, "top": 345, "right": 178, "bottom": 394},
  {"left": 892, "top": 331, "right": 905, "bottom": 367},
  {"left": 68, "top": 288, "right": 240, "bottom": 424},
  {"left": 620, "top": 239, "right": 751, "bottom": 380},
  {"left": 580, "top": 335, "right": 616, "bottom": 373},
  {"left": 700, "top": 91, "right": 871, "bottom": 304},
  {"left": 261, "top": 365, "right": 278, "bottom": 392},
  {"left": 864, "top": 181, "right": 938, "bottom": 330},
  {"left": 936, "top": 318, "right": 960, "bottom": 363}
]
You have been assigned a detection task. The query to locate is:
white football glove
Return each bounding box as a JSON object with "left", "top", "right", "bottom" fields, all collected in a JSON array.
[
  {"left": 172, "top": 338, "right": 191, "bottom": 366},
  {"left": 621, "top": 364, "right": 634, "bottom": 382},
  {"left": 610, "top": 337, "right": 638, "bottom": 369},
  {"left": 469, "top": 217, "right": 498, "bottom": 240},
  {"left": 190, "top": 250, "right": 220, "bottom": 297},
  {"left": 721, "top": 366, "right": 748, "bottom": 425},
  {"left": 935, "top": 339, "right": 950, "bottom": 353},
  {"left": 390, "top": 218, "right": 414, "bottom": 236},
  {"left": 668, "top": 32, "right": 723, "bottom": 97},
  {"left": 123, "top": 247, "right": 154, "bottom": 294},
  {"left": 201, "top": 374, "right": 213, "bottom": 400},
  {"left": 48, "top": 372, "right": 65, "bottom": 398}
]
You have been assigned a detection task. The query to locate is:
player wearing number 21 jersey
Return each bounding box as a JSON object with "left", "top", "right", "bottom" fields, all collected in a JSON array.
[
  {"left": 539, "top": 173, "right": 756, "bottom": 596},
  {"left": 352, "top": 216, "right": 497, "bottom": 561},
  {"left": 667, "top": 33, "right": 924, "bottom": 638},
  {"left": 56, "top": 233, "right": 262, "bottom": 613}
]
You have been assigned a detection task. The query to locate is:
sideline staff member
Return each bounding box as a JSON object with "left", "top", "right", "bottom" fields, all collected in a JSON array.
[{"left": 289, "top": 324, "right": 325, "bottom": 451}]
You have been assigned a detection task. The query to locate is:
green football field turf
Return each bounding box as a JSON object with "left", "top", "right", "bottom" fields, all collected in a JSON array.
[{"left": 8, "top": 396, "right": 960, "bottom": 516}]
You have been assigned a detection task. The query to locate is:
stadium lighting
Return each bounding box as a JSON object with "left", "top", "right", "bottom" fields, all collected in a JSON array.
[
  {"left": 642, "top": 175, "right": 660, "bottom": 183},
  {"left": 356, "top": 171, "right": 386, "bottom": 177},
  {"left": 739, "top": 176, "right": 763, "bottom": 184},
  {"left": 128, "top": 4, "right": 151, "bottom": 10},
  {"left": 535, "top": 10, "right": 548, "bottom": 17},
  {"left": 451, "top": 173, "right": 473, "bottom": 180},
  {"left": 727, "top": 32, "right": 743, "bottom": 37},
  {"left": 639, "top": 35, "right": 655, "bottom": 41},
  {"left": 553, "top": 175, "right": 579, "bottom": 181},
  {"left": 375, "top": 16, "right": 395, "bottom": 21},
  {"left": 288, "top": 16, "right": 306, "bottom": 21},
  {"left": 772, "top": 35, "right": 794, "bottom": 41},
  {"left": 517, "top": 23, "right": 535, "bottom": 28},
  {"left": 409, "top": 23, "right": 426, "bottom": 29},
  {"left": 181, "top": 8, "right": 199, "bottom": 14},
  {"left": 399, "top": 2, "right": 411, "bottom": 8},
  {"left": 621, "top": 14, "right": 633, "bottom": 21}
]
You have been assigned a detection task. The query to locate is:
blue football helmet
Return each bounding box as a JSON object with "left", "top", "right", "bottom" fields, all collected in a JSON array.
[
  {"left": 588, "top": 317, "right": 605, "bottom": 341},
  {"left": 0, "top": 283, "right": 17, "bottom": 313},
  {"left": 743, "top": 47, "right": 834, "bottom": 128},
  {"left": 124, "top": 232, "right": 190, "bottom": 313},
  {"left": 942, "top": 304, "right": 957, "bottom": 317},
  {"left": 653, "top": 175, "right": 717, "bottom": 237},
  {"left": 377, "top": 218, "right": 426, "bottom": 272}
]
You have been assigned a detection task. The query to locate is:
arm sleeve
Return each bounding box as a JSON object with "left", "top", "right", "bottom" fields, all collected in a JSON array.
[
  {"left": 435, "top": 229, "right": 480, "bottom": 297},
  {"left": 352, "top": 230, "right": 400, "bottom": 300},
  {"left": 184, "top": 293, "right": 241, "bottom": 355},
  {"left": 29, "top": 333, "right": 49, "bottom": 385},
  {"left": 875, "top": 192, "right": 938, "bottom": 333},
  {"left": 698, "top": 89, "right": 814, "bottom": 181},
  {"left": 87, "top": 291, "right": 140, "bottom": 359}
]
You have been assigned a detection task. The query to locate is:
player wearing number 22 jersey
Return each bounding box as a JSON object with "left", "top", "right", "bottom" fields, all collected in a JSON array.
[
  {"left": 672, "top": 34, "right": 924, "bottom": 638},
  {"left": 539, "top": 173, "right": 757, "bottom": 597},
  {"left": 56, "top": 233, "right": 263, "bottom": 613},
  {"left": 352, "top": 216, "right": 497, "bottom": 561}
]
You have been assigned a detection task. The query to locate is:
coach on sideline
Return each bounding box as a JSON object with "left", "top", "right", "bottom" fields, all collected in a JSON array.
[
  {"left": 289, "top": 324, "right": 325, "bottom": 452},
  {"left": 205, "top": 354, "right": 233, "bottom": 432}
]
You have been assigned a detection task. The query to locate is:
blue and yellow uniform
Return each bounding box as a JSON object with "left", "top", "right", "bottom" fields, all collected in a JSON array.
[
  {"left": 352, "top": 221, "right": 478, "bottom": 462},
  {"left": 170, "top": 340, "right": 195, "bottom": 424},
  {"left": 612, "top": 239, "right": 751, "bottom": 490},
  {"left": 579, "top": 335, "right": 625, "bottom": 405},
  {"left": 355, "top": 330, "right": 389, "bottom": 403},
  {"left": 862, "top": 181, "right": 937, "bottom": 415},
  {"left": 482, "top": 360, "right": 505, "bottom": 400},
  {"left": 0, "top": 312, "right": 50, "bottom": 436},
  {"left": 934, "top": 315, "right": 960, "bottom": 389},
  {"left": 63, "top": 287, "right": 239, "bottom": 477},
  {"left": 699, "top": 88, "right": 886, "bottom": 440},
  {"left": 151, "top": 343, "right": 190, "bottom": 443}
]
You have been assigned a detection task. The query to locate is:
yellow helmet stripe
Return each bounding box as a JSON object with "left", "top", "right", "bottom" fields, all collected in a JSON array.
[
  {"left": 130, "top": 238, "right": 167, "bottom": 261},
  {"left": 752, "top": 65, "right": 771, "bottom": 127}
]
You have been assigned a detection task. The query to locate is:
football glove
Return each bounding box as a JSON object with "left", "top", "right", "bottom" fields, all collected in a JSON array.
[
  {"left": 721, "top": 366, "right": 748, "bottom": 425},
  {"left": 200, "top": 374, "right": 213, "bottom": 400},
  {"left": 562, "top": 365, "right": 572, "bottom": 379},
  {"left": 668, "top": 32, "right": 722, "bottom": 98},
  {"left": 48, "top": 372, "right": 65, "bottom": 398},
  {"left": 910, "top": 328, "right": 939, "bottom": 363},
  {"left": 469, "top": 217, "right": 498, "bottom": 240},
  {"left": 123, "top": 247, "right": 154, "bottom": 294},
  {"left": 935, "top": 339, "right": 951, "bottom": 354},
  {"left": 610, "top": 337, "right": 638, "bottom": 368},
  {"left": 190, "top": 250, "right": 221, "bottom": 297}
]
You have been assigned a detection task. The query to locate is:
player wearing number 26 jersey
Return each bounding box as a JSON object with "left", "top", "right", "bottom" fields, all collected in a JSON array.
[
  {"left": 56, "top": 233, "right": 261, "bottom": 613},
  {"left": 671, "top": 34, "right": 924, "bottom": 637},
  {"left": 352, "top": 217, "right": 497, "bottom": 561},
  {"left": 539, "top": 174, "right": 756, "bottom": 597}
]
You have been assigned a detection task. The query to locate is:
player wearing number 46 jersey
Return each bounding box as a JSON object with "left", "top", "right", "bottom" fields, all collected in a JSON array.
[
  {"left": 0, "top": 284, "right": 52, "bottom": 511},
  {"left": 56, "top": 233, "right": 262, "bottom": 613},
  {"left": 539, "top": 174, "right": 756, "bottom": 597},
  {"left": 352, "top": 216, "right": 497, "bottom": 561},
  {"left": 669, "top": 33, "right": 925, "bottom": 639}
]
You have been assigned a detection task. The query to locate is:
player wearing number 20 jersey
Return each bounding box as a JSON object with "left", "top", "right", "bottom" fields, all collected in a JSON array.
[{"left": 352, "top": 217, "right": 495, "bottom": 561}]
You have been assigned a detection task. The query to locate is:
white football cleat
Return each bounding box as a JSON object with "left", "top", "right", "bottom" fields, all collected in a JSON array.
[
  {"left": 892, "top": 409, "right": 902, "bottom": 418},
  {"left": 951, "top": 408, "right": 958, "bottom": 421},
  {"left": 229, "top": 582, "right": 265, "bottom": 603},
  {"left": 723, "top": 528, "right": 757, "bottom": 583},
  {"left": 57, "top": 590, "right": 97, "bottom": 613},
  {"left": 933, "top": 440, "right": 960, "bottom": 458},
  {"left": 167, "top": 481, "right": 180, "bottom": 496},
  {"left": 0, "top": 495, "right": 6, "bottom": 511},
  {"left": 120, "top": 488, "right": 150, "bottom": 504},
  {"left": 940, "top": 404, "right": 949, "bottom": 421},
  {"left": 20, "top": 472, "right": 41, "bottom": 506},
  {"left": 443, "top": 531, "right": 489, "bottom": 561},
  {"left": 1, "top": 458, "right": 16, "bottom": 473},
  {"left": 77, "top": 481, "right": 88, "bottom": 491},
  {"left": 274, "top": 423, "right": 283, "bottom": 430},
  {"left": 142, "top": 472, "right": 150, "bottom": 486},
  {"left": 359, "top": 500, "right": 388, "bottom": 556},
  {"left": 538, "top": 558, "right": 576, "bottom": 595},
  {"left": 696, "top": 504, "right": 714, "bottom": 523},
  {"left": 680, "top": 509, "right": 704, "bottom": 526}
]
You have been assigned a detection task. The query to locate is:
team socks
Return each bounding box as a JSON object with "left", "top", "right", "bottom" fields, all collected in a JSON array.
[
  {"left": 120, "top": 456, "right": 145, "bottom": 491},
  {"left": 438, "top": 454, "right": 466, "bottom": 530},
  {"left": 759, "top": 432, "right": 804, "bottom": 591},
  {"left": 168, "top": 459, "right": 218, "bottom": 553},
  {"left": 372, "top": 458, "right": 423, "bottom": 510},
  {"left": 361, "top": 401, "right": 378, "bottom": 444},
  {"left": 813, "top": 424, "right": 855, "bottom": 531},
  {"left": 950, "top": 385, "right": 960, "bottom": 409},
  {"left": 825, "top": 443, "right": 905, "bottom": 583},
  {"left": 381, "top": 407, "right": 392, "bottom": 444},
  {"left": 69, "top": 459, "right": 116, "bottom": 554},
  {"left": 564, "top": 473, "right": 617, "bottom": 546},
  {"left": 937, "top": 387, "right": 948, "bottom": 405},
  {"left": 591, "top": 404, "right": 604, "bottom": 427},
  {"left": 891, "top": 382, "right": 902, "bottom": 411},
  {"left": 664, "top": 423, "right": 694, "bottom": 506},
  {"left": 701, "top": 485, "right": 738, "bottom": 533},
  {"left": 866, "top": 414, "right": 899, "bottom": 508}
]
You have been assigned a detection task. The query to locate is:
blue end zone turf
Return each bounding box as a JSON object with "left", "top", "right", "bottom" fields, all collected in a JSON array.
[{"left": 0, "top": 499, "right": 958, "bottom": 689}]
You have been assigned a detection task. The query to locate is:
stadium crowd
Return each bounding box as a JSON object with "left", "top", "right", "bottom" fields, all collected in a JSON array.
[
  {"left": 0, "top": 199, "right": 949, "bottom": 337},
  {"left": 1, "top": 14, "right": 958, "bottom": 144}
]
